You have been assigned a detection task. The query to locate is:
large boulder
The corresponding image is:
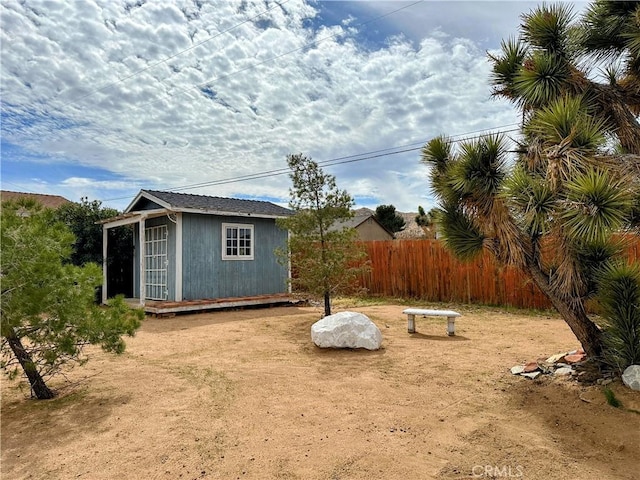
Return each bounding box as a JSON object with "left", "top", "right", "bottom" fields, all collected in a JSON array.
[
  {"left": 311, "top": 311, "right": 382, "bottom": 350},
  {"left": 622, "top": 365, "right": 640, "bottom": 391}
]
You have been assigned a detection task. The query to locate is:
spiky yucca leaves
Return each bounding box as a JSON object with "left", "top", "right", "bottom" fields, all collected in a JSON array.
[
  {"left": 450, "top": 134, "right": 508, "bottom": 203},
  {"left": 526, "top": 95, "right": 606, "bottom": 151},
  {"left": 575, "top": 241, "right": 624, "bottom": 297},
  {"left": 513, "top": 51, "right": 573, "bottom": 109},
  {"left": 436, "top": 207, "right": 485, "bottom": 261},
  {"left": 521, "top": 2, "right": 576, "bottom": 56},
  {"left": 597, "top": 262, "right": 640, "bottom": 372},
  {"left": 489, "top": 38, "right": 528, "bottom": 98},
  {"left": 423, "top": 135, "right": 509, "bottom": 207},
  {"left": 491, "top": 4, "right": 580, "bottom": 110},
  {"left": 631, "top": 187, "right": 640, "bottom": 230},
  {"left": 422, "top": 136, "right": 483, "bottom": 261},
  {"left": 502, "top": 165, "right": 554, "bottom": 238},
  {"left": 421, "top": 136, "right": 455, "bottom": 202},
  {"left": 422, "top": 134, "right": 525, "bottom": 265},
  {"left": 514, "top": 4, "right": 578, "bottom": 109},
  {"left": 576, "top": 1, "right": 640, "bottom": 141},
  {"left": 489, "top": 2, "right": 640, "bottom": 154},
  {"left": 579, "top": 1, "right": 640, "bottom": 68},
  {"left": 514, "top": 95, "right": 633, "bottom": 302},
  {"left": 524, "top": 95, "right": 608, "bottom": 190},
  {"left": 426, "top": 1, "right": 640, "bottom": 358},
  {"left": 561, "top": 169, "right": 633, "bottom": 244},
  {"left": 556, "top": 167, "right": 636, "bottom": 301}
]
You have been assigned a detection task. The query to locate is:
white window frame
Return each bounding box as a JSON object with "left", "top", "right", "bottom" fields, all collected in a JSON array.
[{"left": 222, "top": 223, "right": 254, "bottom": 260}]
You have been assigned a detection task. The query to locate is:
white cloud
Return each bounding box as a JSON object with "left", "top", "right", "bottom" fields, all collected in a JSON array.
[{"left": 1, "top": 0, "right": 528, "bottom": 212}]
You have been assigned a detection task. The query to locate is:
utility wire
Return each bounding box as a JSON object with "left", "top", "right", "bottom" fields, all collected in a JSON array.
[
  {"left": 100, "top": 123, "right": 521, "bottom": 202},
  {"left": 173, "top": 127, "right": 521, "bottom": 190}
]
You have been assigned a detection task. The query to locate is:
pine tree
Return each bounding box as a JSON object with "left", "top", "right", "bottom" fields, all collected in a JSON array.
[
  {"left": 277, "top": 154, "right": 369, "bottom": 316},
  {"left": 1, "top": 199, "right": 143, "bottom": 399}
]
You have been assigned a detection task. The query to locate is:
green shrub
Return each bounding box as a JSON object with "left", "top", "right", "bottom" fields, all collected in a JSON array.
[{"left": 597, "top": 262, "right": 640, "bottom": 372}]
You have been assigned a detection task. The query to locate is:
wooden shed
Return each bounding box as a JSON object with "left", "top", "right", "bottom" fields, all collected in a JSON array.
[{"left": 100, "top": 190, "right": 294, "bottom": 314}]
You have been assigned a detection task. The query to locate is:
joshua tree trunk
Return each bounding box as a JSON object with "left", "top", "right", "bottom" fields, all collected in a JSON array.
[
  {"left": 526, "top": 264, "right": 603, "bottom": 358},
  {"left": 5, "top": 330, "right": 55, "bottom": 400}
]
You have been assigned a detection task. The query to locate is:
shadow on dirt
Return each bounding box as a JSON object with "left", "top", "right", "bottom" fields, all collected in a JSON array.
[
  {"left": 141, "top": 305, "right": 308, "bottom": 334},
  {"left": 1, "top": 385, "right": 131, "bottom": 454},
  {"left": 407, "top": 332, "right": 470, "bottom": 341}
]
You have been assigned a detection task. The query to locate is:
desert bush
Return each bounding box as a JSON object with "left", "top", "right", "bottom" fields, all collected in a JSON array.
[{"left": 597, "top": 262, "right": 640, "bottom": 372}]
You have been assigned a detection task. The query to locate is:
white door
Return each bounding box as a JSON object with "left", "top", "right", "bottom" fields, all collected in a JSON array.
[{"left": 144, "top": 225, "right": 168, "bottom": 300}]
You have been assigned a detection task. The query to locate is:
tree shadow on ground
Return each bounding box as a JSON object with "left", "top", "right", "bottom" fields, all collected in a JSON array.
[
  {"left": 1, "top": 384, "right": 131, "bottom": 453},
  {"left": 408, "top": 332, "right": 470, "bottom": 341},
  {"left": 141, "top": 306, "right": 309, "bottom": 334}
]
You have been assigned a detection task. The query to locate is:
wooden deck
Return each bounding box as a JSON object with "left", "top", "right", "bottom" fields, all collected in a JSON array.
[{"left": 125, "top": 293, "right": 301, "bottom": 316}]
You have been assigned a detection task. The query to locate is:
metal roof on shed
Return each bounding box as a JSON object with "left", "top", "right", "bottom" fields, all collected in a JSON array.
[{"left": 126, "top": 189, "right": 293, "bottom": 218}]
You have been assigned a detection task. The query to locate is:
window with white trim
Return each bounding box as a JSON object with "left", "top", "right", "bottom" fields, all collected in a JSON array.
[{"left": 222, "top": 223, "right": 254, "bottom": 260}]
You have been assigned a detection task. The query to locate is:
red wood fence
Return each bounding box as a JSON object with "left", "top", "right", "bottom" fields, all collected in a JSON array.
[{"left": 358, "top": 238, "right": 640, "bottom": 309}]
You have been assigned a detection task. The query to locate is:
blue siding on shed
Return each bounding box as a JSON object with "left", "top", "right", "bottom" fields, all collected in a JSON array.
[{"left": 181, "top": 213, "right": 288, "bottom": 299}]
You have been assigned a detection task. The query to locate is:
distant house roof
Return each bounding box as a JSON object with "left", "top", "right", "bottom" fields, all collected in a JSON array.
[
  {"left": 329, "top": 212, "right": 395, "bottom": 239},
  {"left": 329, "top": 213, "right": 376, "bottom": 231},
  {"left": 0, "top": 190, "right": 71, "bottom": 209},
  {"left": 130, "top": 189, "right": 294, "bottom": 218}
]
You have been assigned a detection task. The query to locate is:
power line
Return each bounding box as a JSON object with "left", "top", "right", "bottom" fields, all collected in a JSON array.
[
  {"left": 100, "top": 123, "right": 521, "bottom": 202},
  {"left": 175, "top": 126, "right": 522, "bottom": 190},
  {"left": 54, "top": 0, "right": 292, "bottom": 112}
]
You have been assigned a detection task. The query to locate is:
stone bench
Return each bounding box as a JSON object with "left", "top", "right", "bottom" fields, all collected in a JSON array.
[{"left": 402, "top": 308, "right": 461, "bottom": 336}]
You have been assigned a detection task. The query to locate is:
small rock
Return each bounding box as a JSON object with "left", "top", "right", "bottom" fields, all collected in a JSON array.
[
  {"left": 622, "top": 365, "right": 640, "bottom": 391},
  {"left": 554, "top": 367, "right": 573, "bottom": 376},
  {"left": 523, "top": 361, "right": 539, "bottom": 373},
  {"left": 564, "top": 353, "right": 586, "bottom": 363},
  {"left": 510, "top": 365, "right": 525, "bottom": 375},
  {"left": 521, "top": 371, "right": 541, "bottom": 379},
  {"left": 546, "top": 352, "right": 567, "bottom": 363}
]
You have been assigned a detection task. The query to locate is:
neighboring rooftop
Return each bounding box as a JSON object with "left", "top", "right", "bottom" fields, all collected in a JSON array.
[
  {"left": 0, "top": 190, "right": 72, "bottom": 209},
  {"left": 136, "top": 189, "right": 294, "bottom": 217},
  {"left": 328, "top": 211, "right": 387, "bottom": 231},
  {"left": 353, "top": 207, "right": 428, "bottom": 239}
]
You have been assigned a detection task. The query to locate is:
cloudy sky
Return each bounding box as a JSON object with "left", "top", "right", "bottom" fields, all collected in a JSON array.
[{"left": 1, "top": 0, "right": 587, "bottom": 212}]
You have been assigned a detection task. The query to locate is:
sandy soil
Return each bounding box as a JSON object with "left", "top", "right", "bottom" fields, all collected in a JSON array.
[{"left": 2, "top": 301, "right": 639, "bottom": 480}]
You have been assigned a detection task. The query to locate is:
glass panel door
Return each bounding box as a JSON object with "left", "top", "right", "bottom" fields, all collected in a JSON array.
[{"left": 144, "top": 225, "right": 168, "bottom": 300}]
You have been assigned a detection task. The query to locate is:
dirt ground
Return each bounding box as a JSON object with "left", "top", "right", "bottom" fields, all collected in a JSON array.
[{"left": 2, "top": 300, "right": 639, "bottom": 480}]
